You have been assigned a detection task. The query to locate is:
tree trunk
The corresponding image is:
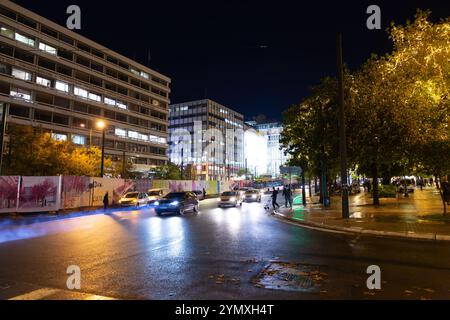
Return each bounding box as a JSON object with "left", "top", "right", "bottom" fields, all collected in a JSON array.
[
  {"left": 314, "top": 177, "right": 318, "bottom": 196},
  {"left": 319, "top": 173, "right": 323, "bottom": 203},
  {"left": 308, "top": 176, "right": 312, "bottom": 198},
  {"left": 301, "top": 171, "right": 306, "bottom": 206},
  {"left": 372, "top": 161, "right": 380, "bottom": 206}
]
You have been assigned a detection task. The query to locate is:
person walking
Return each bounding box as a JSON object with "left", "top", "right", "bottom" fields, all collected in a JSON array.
[
  {"left": 271, "top": 187, "right": 280, "bottom": 212},
  {"left": 286, "top": 185, "right": 293, "bottom": 208},
  {"left": 103, "top": 192, "right": 109, "bottom": 211},
  {"left": 443, "top": 181, "right": 450, "bottom": 206},
  {"left": 202, "top": 188, "right": 206, "bottom": 199}
]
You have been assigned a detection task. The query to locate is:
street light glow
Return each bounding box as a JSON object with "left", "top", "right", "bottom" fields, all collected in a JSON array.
[{"left": 96, "top": 120, "right": 106, "bottom": 130}]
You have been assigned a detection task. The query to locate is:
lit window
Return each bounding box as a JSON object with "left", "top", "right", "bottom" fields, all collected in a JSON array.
[
  {"left": 157, "top": 137, "right": 166, "bottom": 144},
  {"left": 55, "top": 81, "right": 69, "bottom": 93},
  {"left": 74, "top": 87, "right": 88, "bottom": 98},
  {"left": 12, "top": 68, "right": 32, "bottom": 81},
  {"left": 10, "top": 88, "right": 31, "bottom": 101},
  {"left": 128, "top": 131, "right": 138, "bottom": 139},
  {"left": 0, "top": 26, "right": 14, "bottom": 39},
  {"left": 115, "top": 128, "right": 126, "bottom": 137},
  {"left": 140, "top": 71, "right": 149, "bottom": 79},
  {"left": 72, "top": 135, "right": 86, "bottom": 145},
  {"left": 39, "top": 42, "right": 57, "bottom": 55},
  {"left": 15, "top": 32, "right": 35, "bottom": 47},
  {"left": 138, "top": 134, "right": 148, "bottom": 141},
  {"left": 104, "top": 97, "right": 116, "bottom": 105},
  {"left": 149, "top": 135, "right": 157, "bottom": 142},
  {"left": 51, "top": 133, "right": 67, "bottom": 141},
  {"left": 130, "top": 68, "right": 140, "bottom": 76},
  {"left": 88, "top": 92, "right": 101, "bottom": 102},
  {"left": 116, "top": 101, "right": 127, "bottom": 109},
  {"left": 36, "top": 76, "right": 51, "bottom": 87},
  {"left": 152, "top": 100, "right": 160, "bottom": 106}
]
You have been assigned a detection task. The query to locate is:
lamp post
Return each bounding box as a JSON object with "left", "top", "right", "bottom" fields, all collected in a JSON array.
[
  {"left": 337, "top": 33, "right": 350, "bottom": 219},
  {"left": 96, "top": 120, "right": 106, "bottom": 177},
  {"left": 0, "top": 103, "right": 8, "bottom": 175}
]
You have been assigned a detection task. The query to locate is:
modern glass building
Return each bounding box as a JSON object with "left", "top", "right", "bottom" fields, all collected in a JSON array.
[
  {"left": 245, "top": 121, "right": 289, "bottom": 177},
  {"left": 0, "top": 1, "right": 170, "bottom": 174},
  {"left": 169, "top": 99, "right": 244, "bottom": 180}
]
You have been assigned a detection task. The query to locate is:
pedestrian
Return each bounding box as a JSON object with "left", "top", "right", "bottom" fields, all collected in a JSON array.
[
  {"left": 443, "top": 182, "right": 450, "bottom": 205},
  {"left": 103, "top": 192, "right": 109, "bottom": 211},
  {"left": 285, "top": 185, "right": 293, "bottom": 208},
  {"left": 202, "top": 188, "right": 206, "bottom": 199},
  {"left": 271, "top": 187, "right": 280, "bottom": 212}
]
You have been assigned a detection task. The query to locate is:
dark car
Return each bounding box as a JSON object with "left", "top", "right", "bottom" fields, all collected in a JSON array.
[
  {"left": 243, "top": 189, "right": 262, "bottom": 202},
  {"left": 192, "top": 190, "right": 205, "bottom": 200},
  {"left": 154, "top": 192, "right": 199, "bottom": 216}
]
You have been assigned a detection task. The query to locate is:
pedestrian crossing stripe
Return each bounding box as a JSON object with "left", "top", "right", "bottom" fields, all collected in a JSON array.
[{"left": 8, "top": 287, "right": 117, "bottom": 300}]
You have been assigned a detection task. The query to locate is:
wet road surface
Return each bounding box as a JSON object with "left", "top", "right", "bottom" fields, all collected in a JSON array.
[{"left": 0, "top": 195, "right": 450, "bottom": 299}]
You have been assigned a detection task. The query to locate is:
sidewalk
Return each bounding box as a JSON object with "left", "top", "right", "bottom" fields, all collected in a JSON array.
[{"left": 273, "top": 188, "right": 450, "bottom": 241}]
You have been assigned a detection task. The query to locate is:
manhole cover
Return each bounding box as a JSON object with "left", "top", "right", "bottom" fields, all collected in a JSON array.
[{"left": 253, "top": 262, "right": 327, "bottom": 293}]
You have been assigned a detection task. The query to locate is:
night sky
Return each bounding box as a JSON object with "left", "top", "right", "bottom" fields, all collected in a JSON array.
[{"left": 11, "top": 0, "right": 450, "bottom": 122}]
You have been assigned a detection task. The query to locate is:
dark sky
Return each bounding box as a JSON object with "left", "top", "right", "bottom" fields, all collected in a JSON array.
[{"left": 11, "top": 0, "right": 450, "bottom": 122}]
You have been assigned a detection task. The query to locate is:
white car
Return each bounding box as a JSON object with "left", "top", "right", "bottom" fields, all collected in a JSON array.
[
  {"left": 119, "top": 192, "right": 149, "bottom": 207},
  {"left": 218, "top": 191, "right": 243, "bottom": 207}
]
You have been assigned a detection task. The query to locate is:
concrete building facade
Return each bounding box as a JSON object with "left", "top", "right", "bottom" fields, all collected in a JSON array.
[{"left": 0, "top": 1, "right": 170, "bottom": 174}]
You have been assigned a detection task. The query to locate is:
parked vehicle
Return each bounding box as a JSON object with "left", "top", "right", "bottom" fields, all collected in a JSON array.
[
  {"left": 192, "top": 190, "right": 205, "bottom": 200},
  {"left": 119, "top": 192, "right": 149, "bottom": 207},
  {"left": 398, "top": 179, "right": 415, "bottom": 193},
  {"left": 218, "top": 191, "right": 243, "bottom": 207},
  {"left": 243, "top": 189, "right": 262, "bottom": 202},
  {"left": 154, "top": 192, "right": 199, "bottom": 216}
]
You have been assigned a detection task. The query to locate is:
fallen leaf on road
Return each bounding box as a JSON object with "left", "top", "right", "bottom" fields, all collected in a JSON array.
[
  {"left": 404, "top": 290, "right": 413, "bottom": 294},
  {"left": 424, "top": 288, "right": 435, "bottom": 293}
]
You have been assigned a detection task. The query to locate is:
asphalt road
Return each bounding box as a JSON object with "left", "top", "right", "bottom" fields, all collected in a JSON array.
[{"left": 0, "top": 194, "right": 450, "bottom": 300}]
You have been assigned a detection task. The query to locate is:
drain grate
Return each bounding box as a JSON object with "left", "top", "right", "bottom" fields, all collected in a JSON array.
[{"left": 253, "top": 262, "right": 327, "bottom": 293}]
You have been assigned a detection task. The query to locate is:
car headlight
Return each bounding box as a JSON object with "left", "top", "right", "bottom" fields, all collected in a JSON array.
[
  {"left": 170, "top": 200, "right": 179, "bottom": 206},
  {"left": 217, "top": 198, "right": 221, "bottom": 202},
  {"left": 252, "top": 194, "right": 257, "bottom": 199},
  {"left": 230, "top": 197, "right": 236, "bottom": 202},
  {"left": 154, "top": 201, "right": 159, "bottom": 206}
]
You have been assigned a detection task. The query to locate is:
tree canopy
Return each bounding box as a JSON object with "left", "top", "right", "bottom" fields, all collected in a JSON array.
[{"left": 281, "top": 10, "right": 450, "bottom": 207}]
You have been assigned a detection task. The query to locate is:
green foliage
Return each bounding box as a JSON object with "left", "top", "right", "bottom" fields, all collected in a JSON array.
[
  {"left": 281, "top": 10, "right": 450, "bottom": 208},
  {"left": 3, "top": 124, "right": 114, "bottom": 176},
  {"left": 152, "top": 162, "right": 182, "bottom": 180},
  {"left": 373, "top": 185, "right": 397, "bottom": 198}
]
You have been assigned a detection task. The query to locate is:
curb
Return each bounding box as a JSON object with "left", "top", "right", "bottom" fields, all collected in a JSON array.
[{"left": 272, "top": 212, "right": 450, "bottom": 242}]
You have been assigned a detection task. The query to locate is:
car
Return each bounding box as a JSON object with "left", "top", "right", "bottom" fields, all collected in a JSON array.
[
  {"left": 154, "top": 192, "right": 199, "bottom": 216},
  {"left": 237, "top": 187, "right": 250, "bottom": 196},
  {"left": 192, "top": 190, "right": 205, "bottom": 200},
  {"left": 398, "top": 179, "right": 415, "bottom": 193},
  {"left": 218, "top": 191, "right": 243, "bottom": 207},
  {"left": 147, "top": 188, "right": 165, "bottom": 204},
  {"left": 243, "top": 189, "right": 262, "bottom": 202},
  {"left": 119, "top": 192, "right": 149, "bottom": 207}
]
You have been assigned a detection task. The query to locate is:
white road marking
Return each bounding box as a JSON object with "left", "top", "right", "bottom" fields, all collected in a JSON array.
[{"left": 9, "top": 288, "right": 60, "bottom": 300}]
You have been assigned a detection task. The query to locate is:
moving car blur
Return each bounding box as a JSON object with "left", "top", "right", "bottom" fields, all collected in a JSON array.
[
  {"left": 243, "top": 189, "right": 262, "bottom": 202},
  {"left": 154, "top": 191, "right": 199, "bottom": 216},
  {"left": 218, "top": 191, "right": 243, "bottom": 207},
  {"left": 119, "top": 192, "right": 149, "bottom": 207}
]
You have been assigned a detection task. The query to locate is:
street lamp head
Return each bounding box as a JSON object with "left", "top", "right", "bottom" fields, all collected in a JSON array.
[{"left": 96, "top": 120, "right": 106, "bottom": 130}]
